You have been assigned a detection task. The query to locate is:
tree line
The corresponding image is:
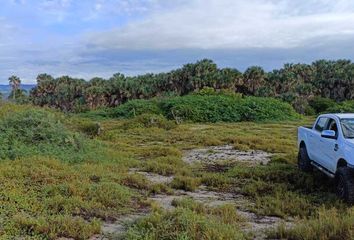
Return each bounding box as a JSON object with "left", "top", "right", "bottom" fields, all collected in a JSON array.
[{"left": 6, "top": 59, "right": 354, "bottom": 113}]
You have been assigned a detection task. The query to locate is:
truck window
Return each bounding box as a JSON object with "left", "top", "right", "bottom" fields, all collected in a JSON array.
[
  {"left": 315, "top": 117, "right": 329, "bottom": 132},
  {"left": 341, "top": 118, "right": 354, "bottom": 138},
  {"left": 326, "top": 118, "right": 338, "bottom": 135}
]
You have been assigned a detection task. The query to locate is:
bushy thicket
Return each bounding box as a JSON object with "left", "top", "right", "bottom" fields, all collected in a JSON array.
[
  {"left": 308, "top": 97, "right": 336, "bottom": 114},
  {"left": 0, "top": 108, "right": 87, "bottom": 162},
  {"left": 111, "top": 99, "right": 162, "bottom": 118},
  {"left": 109, "top": 94, "right": 299, "bottom": 123},
  {"left": 307, "top": 97, "right": 354, "bottom": 114},
  {"left": 121, "top": 113, "right": 177, "bottom": 130},
  {"left": 326, "top": 100, "right": 354, "bottom": 113},
  {"left": 160, "top": 95, "right": 298, "bottom": 122}
]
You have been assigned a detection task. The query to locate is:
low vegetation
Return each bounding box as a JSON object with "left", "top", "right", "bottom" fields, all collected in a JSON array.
[
  {"left": 0, "top": 87, "right": 353, "bottom": 239},
  {"left": 268, "top": 207, "right": 354, "bottom": 240},
  {"left": 126, "top": 199, "right": 248, "bottom": 240}
]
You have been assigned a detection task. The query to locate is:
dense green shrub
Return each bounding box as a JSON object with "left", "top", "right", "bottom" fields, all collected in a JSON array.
[
  {"left": 304, "top": 105, "right": 316, "bottom": 116},
  {"left": 160, "top": 95, "right": 299, "bottom": 122},
  {"left": 105, "top": 95, "right": 299, "bottom": 123},
  {"left": 326, "top": 100, "right": 354, "bottom": 113},
  {"left": 76, "top": 107, "right": 113, "bottom": 120},
  {"left": 309, "top": 97, "right": 336, "bottom": 113},
  {"left": 0, "top": 109, "right": 86, "bottom": 162},
  {"left": 159, "top": 95, "right": 244, "bottom": 123},
  {"left": 122, "top": 113, "right": 177, "bottom": 130},
  {"left": 194, "top": 87, "right": 218, "bottom": 96},
  {"left": 110, "top": 99, "right": 161, "bottom": 118},
  {"left": 239, "top": 97, "right": 299, "bottom": 121},
  {"left": 72, "top": 119, "right": 102, "bottom": 137}
]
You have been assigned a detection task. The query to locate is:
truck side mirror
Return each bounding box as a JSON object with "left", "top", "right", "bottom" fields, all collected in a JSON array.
[{"left": 321, "top": 130, "right": 337, "bottom": 139}]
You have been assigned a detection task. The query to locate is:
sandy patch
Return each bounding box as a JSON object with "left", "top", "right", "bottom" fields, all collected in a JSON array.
[{"left": 183, "top": 145, "right": 272, "bottom": 165}]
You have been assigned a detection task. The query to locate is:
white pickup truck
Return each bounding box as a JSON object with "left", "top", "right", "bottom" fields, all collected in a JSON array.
[{"left": 298, "top": 114, "right": 354, "bottom": 203}]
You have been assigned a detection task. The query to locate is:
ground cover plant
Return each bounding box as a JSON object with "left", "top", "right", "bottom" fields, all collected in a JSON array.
[{"left": 0, "top": 100, "right": 353, "bottom": 239}]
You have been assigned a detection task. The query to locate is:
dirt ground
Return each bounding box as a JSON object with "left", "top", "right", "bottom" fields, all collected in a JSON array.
[{"left": 90, "top": 145, "right": 292, "bottom": 240}]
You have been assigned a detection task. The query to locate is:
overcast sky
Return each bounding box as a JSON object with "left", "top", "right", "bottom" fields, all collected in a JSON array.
[{"left": 1, "top": 0, "right": 354, "bottom": 84}]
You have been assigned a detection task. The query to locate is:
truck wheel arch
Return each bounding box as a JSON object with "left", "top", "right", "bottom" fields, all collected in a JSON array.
[
  {"left": 337, "top": 159, "right": 348, "bottom": 170},
  {"left": 299, "top": 141, "right": 306, "bottom": 149}
]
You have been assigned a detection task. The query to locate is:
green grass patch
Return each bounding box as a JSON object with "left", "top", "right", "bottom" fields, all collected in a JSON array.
[
  {"left": 268, "top": 207, "right": 354, "bottom": 240},
  {"left": 126, "top": 199, "right": 248, "bottom": 240},
  {"left": 170, "top": 176, "right": 201, "bottom": 192}
]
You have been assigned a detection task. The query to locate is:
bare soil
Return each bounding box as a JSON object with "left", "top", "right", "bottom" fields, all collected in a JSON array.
[
  {"left": 94, "top": 146, "right": 290, "bottom": 240},
  {"left": 183, "top": 145, "right": 272, "bottom": 165}
]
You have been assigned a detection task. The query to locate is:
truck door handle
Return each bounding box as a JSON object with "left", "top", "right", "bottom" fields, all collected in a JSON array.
[{"left": 334, "top": 144, "right": 339, "bottom": 152}]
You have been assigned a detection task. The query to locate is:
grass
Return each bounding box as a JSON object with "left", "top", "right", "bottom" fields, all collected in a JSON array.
[
  {"left": 125, "top": 198, "right": 249, "bottom": 240},
  {"left": 170, "top": 176, "right": 201, "bottom": 192},
  {"left": 268, "top": 207, "right": 354, "bottom": 240},
  {"left": 0, "top": 156, "right": 139, "bottom": 239},
  {"left": 0, "top": 103, "right": 352, "bottom": 239}
]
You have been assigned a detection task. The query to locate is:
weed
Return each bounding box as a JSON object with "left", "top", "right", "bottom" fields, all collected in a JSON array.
[
  {"left": 200, "top": 172, "right": 231, "bottom": 190},
  {"left": 268, "top": 207, "right": 354, "bottom": 240},
  {"left": 170, "top": 176, "right": 201, "bottom": 191},
  {"left": 126, "top": 199, "right": 248, "bottom": 240}
]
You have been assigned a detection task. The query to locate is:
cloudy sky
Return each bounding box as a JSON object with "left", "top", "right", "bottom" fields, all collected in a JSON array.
[{"left": 1, "top": 0, "right": 354, "bottom": 83}]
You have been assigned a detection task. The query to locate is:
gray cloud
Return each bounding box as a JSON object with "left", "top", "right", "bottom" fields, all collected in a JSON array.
[
  {"left": 87, "top": 0, "right": 354, "bottom": 50},
  {"left": 3, "top": 34, "right": 354, "bottom": 84}
]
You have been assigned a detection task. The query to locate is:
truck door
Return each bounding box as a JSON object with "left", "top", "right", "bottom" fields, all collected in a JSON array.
[
  {"left": 309, "top": 117, "right": 329, "bottom": 163},
  {"left": 317, "top": 118, "right": 340, "bottom": 173}
]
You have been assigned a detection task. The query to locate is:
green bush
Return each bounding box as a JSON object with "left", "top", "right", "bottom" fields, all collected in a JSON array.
[
  {"left": 309, "top": 97, "right": 336, "bottom": 113},
  {"left": 194, "top": 86, "right": 217, "bottom": 95},
  {"left": 0, "top": 109, "right": 86, "bottom": 162},
  {"left": 76, "top": 107, "right": 113, "bottom": 120},
  {"left": 160, "top": 95, "right": 244, "bottom": 123},
  {"left": 326, "top": 100, "right": 354, "bottom": 113},
  {"left": 122, "top": 114, "right": 177, "bottom": 130},
  {"left": 194, "top": 87, "right": 243, "bottom": 98},
  {"left": 304, "top": 105, "right": 316, "bottom": 116},
  {"left": 240, "top": 97, "right": 299, "bottom": 121},
  {"left": 110, "top": 99, "right": 161, "bottom": 118},
  {"left": 106, "top": 94, "right": 299, "bottom": 123},
  {"left": 70, "top": 118, "right": 102, "bottom": 137},
  {"left": 160, "top": 95, "right": 299, "bottom": 122}
]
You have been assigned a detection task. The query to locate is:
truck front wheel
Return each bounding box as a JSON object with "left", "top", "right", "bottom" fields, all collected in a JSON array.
[
  {"left": 336, "top": 167, "right": 354, "bottom": 204},
  {"left": 298, "top": 146, "right": 312, "bottom": 172}
]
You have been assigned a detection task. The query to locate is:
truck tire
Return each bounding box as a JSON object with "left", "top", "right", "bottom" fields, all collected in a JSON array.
[
  {"left": 298, "top": 146, "right": 312, "bottom": 172},
  {"left": 336, "top": 167, "right": 354, "bottom": 204}
]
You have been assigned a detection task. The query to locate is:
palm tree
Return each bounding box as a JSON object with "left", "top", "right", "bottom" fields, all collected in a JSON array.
[
  {"left": 8, "top": 75, "right": 21, "bottom": 100},
  {"left": 243, "top": 66, "right": 267, "bottom": 95}
]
